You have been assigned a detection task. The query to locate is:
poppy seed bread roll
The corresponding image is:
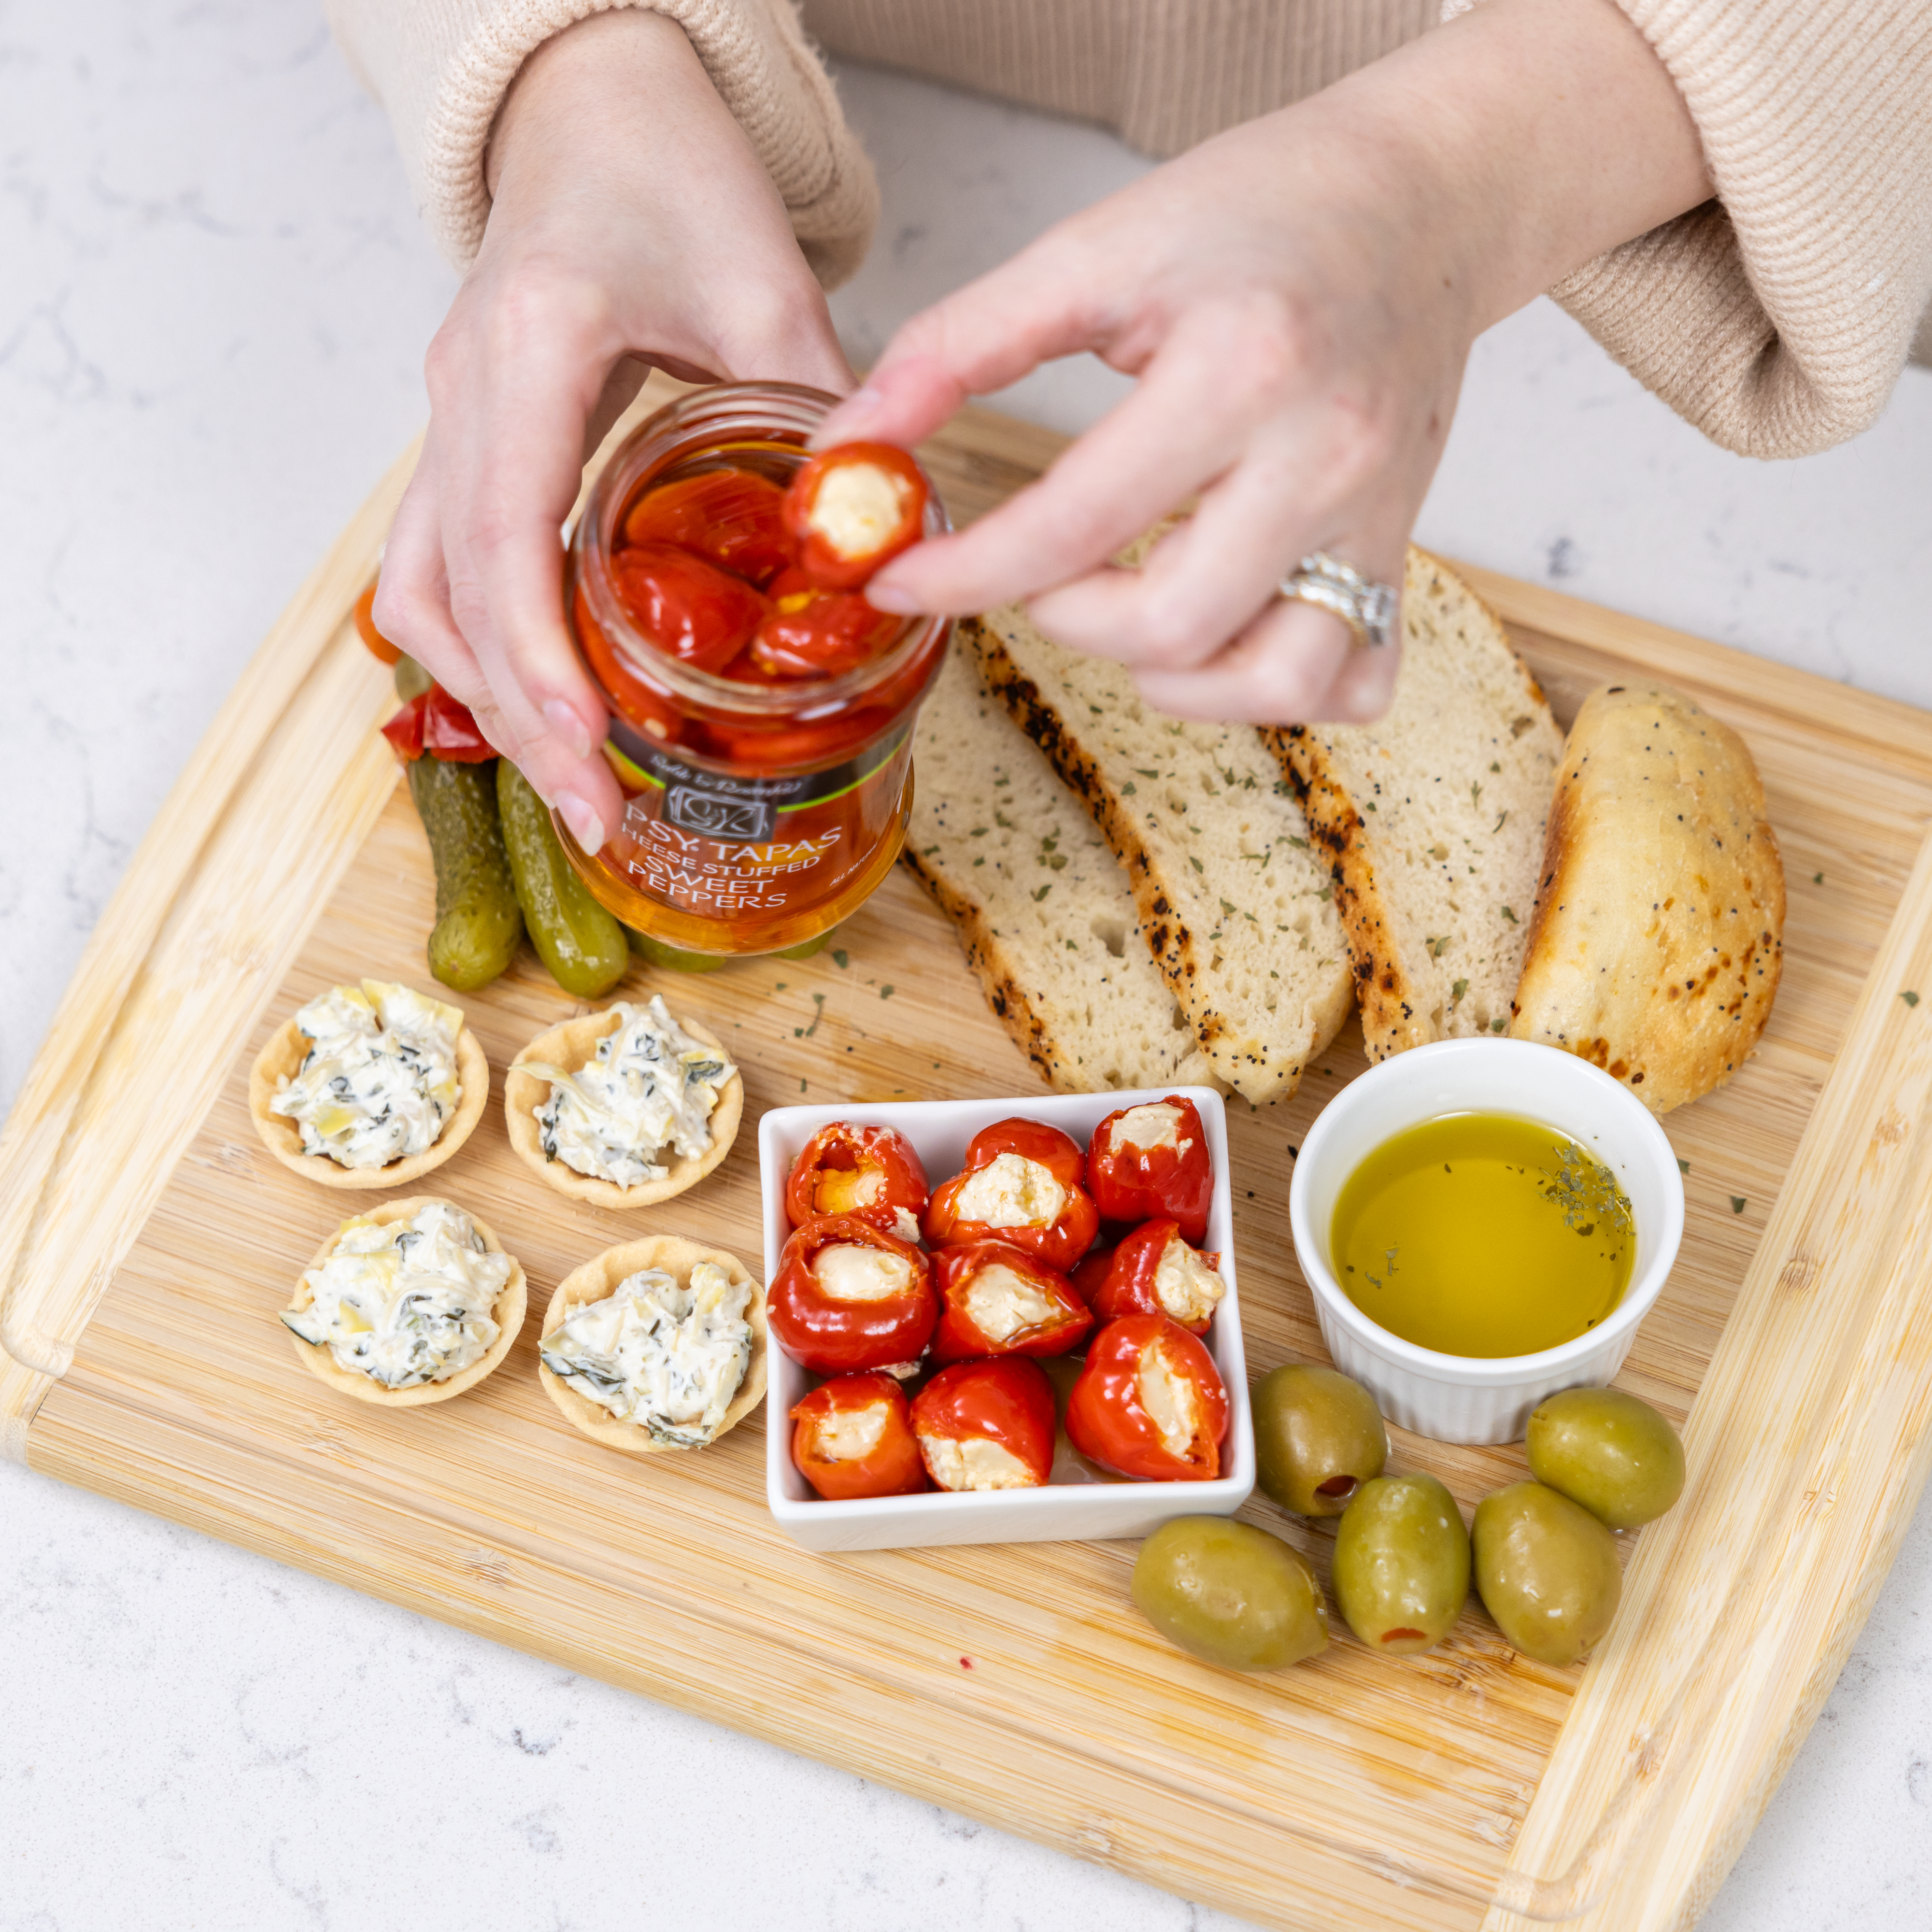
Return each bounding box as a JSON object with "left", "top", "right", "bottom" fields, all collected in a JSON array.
[{"left": 1509, "top": 683, "right": 1784, "bottom": 1113}]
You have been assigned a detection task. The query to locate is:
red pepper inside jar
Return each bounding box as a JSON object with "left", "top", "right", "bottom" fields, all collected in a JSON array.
[{"left": 562, "top": 383, "right": 952, "bottom": 957}]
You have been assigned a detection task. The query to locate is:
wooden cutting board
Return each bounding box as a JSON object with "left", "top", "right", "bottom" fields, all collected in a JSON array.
[{"left": 6, "top": 379, "right": 1932, "bottom": 1932}]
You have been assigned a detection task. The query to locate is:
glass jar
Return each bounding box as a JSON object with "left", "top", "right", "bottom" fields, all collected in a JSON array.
[{"left": 560, "top": 383, "right": 952, "bottom": 956}]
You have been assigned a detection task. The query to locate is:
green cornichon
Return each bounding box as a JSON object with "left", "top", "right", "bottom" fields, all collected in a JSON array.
[
  {"left": 496, "top": 761, "right": 630, "bottom": 998},
  {"left": 393, "top": 653, "right": 434, "bottom": 701},
  {"left": 407, "top": 755, "right": 524, "bottom": 991}
]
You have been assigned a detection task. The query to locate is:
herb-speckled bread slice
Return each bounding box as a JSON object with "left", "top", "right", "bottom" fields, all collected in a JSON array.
[
  {"left": 967, "top": 609, "right": 1353, "bottom": 1106},
  {"left": 1259, "top": 551, "right": 1564, "bottom": 1061},
  {"left": 904, "top": 635, "right": 1219, "bottom": 1093}
]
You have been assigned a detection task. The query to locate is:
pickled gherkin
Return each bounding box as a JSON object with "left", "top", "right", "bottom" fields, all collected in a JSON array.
[
  {"left": 497, "top": 761, "right": 630, "bottom": 998},
  {"left": 408, "top": 755, "right": 523, "bottom": 991}
]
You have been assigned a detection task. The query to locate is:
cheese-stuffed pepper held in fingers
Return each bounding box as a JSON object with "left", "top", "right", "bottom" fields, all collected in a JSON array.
[
  {"left": 767, "top": 1215, "right": 937, "bottom": 1376},
  {"left": 923, "top": 1118, "right": 1099, "bottom": 1274}
]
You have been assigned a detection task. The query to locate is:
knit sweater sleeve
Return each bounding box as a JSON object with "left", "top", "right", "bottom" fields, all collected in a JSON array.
[
  {"left": 1448, "top": 0, "right": 1932, "bottom": 456},
  {"left": 324, "top": 0, "right": 879, "bottom": 287}
]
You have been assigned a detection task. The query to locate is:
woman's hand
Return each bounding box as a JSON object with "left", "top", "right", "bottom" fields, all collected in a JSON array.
[
  {"left": 373, "top": 10, "right": 852, "bottom": 853},
  {"left": 819, "top": 0, "right": 1710, "bottom": 725}
]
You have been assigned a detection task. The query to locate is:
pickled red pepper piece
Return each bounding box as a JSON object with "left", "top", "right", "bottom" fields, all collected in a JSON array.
[
  {"left": 381, "top": 688, "right": 494, "bottom": 764},
  {"left": 622, "top": 468, "right": 795, "bottom": 586},
  {"left": 783, "top": 442, "right": 929, "bottom": 590},
  {"left": 610, "top": 540, "right": 767, "bottom": 672},
  {"left": 751, "top": 586, "right": 901, "bottom": 678}
]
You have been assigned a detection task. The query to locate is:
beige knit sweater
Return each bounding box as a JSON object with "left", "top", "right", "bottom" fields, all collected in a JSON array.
[{"left": 327, "top": 0, "right": 1932, "bottom": 458}]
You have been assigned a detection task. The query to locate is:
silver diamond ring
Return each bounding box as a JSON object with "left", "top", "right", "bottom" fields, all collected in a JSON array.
[{"left": 1279, "top": 552, "right": 1399, "bottom": 648}]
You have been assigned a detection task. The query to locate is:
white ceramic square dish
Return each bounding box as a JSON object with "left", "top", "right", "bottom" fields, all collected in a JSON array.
[{"left": 760, "top": 1087, "right": 1255, "bottom": 1552}]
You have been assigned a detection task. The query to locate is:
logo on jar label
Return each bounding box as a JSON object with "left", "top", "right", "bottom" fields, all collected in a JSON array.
[{"left": 665, "top": 784, "right": 775, "bottom": 842}]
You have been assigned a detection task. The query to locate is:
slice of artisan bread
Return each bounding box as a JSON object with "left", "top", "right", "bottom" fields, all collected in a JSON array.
[
  {"left": 904, "top": 636, "right": 1219, "bottom": 1093},
  {"left": 967, "top": 611, "right": 1354, "bottom": 1106},
  {"left": 1510, "top": 682, "right": 1784, "bottom": 1114},
  {"left": 1259, "top": 550, "right": 1564, "bottom": 1061}
]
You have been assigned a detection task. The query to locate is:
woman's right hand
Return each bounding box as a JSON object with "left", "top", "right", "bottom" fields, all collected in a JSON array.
[{"left": 372, "top": 9, "right": 853, "bottom": 854}]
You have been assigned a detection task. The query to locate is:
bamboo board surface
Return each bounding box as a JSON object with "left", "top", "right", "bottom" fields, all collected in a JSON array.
[{"left": 6, "top": 380, "right": 1932, "bottom": 1932}]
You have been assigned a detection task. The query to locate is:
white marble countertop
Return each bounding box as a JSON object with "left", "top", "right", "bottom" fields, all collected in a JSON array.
[{"left": 3, "top": 8, "right": 1929, "bottom": 1929}]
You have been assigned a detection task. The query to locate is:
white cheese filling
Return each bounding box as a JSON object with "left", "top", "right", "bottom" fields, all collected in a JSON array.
[
  {"left": 1137, "top": 1342, "right": 1206, "bottom": 1459},
  {"left": 1110, "top": 1102, "right": 1186, "bottom": 1156},
  {"left": 952, "top": 1152, "right": 1065, "bottom": 1229},
  {"left": 1152, "top": 1236, "right": 1225, "bottom": 1328},
  {"left": 813, "top": 1244, "right": 916, "bottom": 1302},
  {"left": 526, "top": 996, "right": 736, "bottom": 1189},
  {"left": 539, "top": 1261, "right": 751, "bottom": 1448},
  {"left": 814, "top": 1402, "right": 889, "bottom": 1463},
  {"left": 270, "top": 979, "right": 462, "bottom": 1169},
  {"left": 963, "top": 1263, "right": 1061, "bottom": 1343},
  {"left": 807, "top": 462, "right": 912, "bottom": 559},
  {"left": 282, "top": 1200, "right": 508, "bottom": 1388},
  {"left": 920, "top": 1434, "right": 1039, "bottom": 1492}
]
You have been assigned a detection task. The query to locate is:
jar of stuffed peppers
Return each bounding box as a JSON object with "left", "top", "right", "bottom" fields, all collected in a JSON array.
[{"left": 561, "top": 382, "right": 952, "bottom": 956}]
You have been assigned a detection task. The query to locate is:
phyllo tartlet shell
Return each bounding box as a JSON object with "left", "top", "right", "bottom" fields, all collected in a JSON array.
[
  {"left": 283, "top": 1195, "right": 527, "bottom": 1407},
  {"left": 539, "top": 1235, "right": 767, "bottom": 1454},
  {"left": 249, "top": 1001, "right": 489, "bottom": 1191},
  {"left": 503, "top": 1007, "right": 742, "bottom": 1208}
]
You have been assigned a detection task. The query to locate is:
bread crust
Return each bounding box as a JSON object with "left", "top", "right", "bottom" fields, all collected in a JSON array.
[
  {"left": 503, "top": 1006, "right": 742, "bottom": 1208},
  {"left": 1509, "top": 682, "right": 1785, "bottom": 1113},
  {"left": 249, "top": 1006, "right": 490, "bottom": 1191},
  {"left": 283, "top": 1196, "right": 526, "bottom": 1407},
  {"left": 967, "top": 618, "right": 1350, "bottom": 1104},
  {"left": 900, "top": 625, "right": 1216, "bottom": 1094},
  {"left": 537, "top": 1235, "right": 767, "bottom": 1455},
  {"left": 1261, "top": 551, "right": 1563, "bottom": 1062}
]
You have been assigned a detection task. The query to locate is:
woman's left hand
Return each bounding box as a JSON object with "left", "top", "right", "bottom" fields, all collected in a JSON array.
[{"left": 815, "top": 0, "right": 1711, "bottom": 725}]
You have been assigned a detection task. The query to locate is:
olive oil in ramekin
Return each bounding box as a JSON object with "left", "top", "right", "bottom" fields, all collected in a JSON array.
[{"left": 1330, "top": 1113, "right": 1634, "bottom": 1358}]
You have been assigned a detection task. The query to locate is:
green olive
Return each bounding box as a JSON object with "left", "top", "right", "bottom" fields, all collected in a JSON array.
[
  {"left": 1472, "top": 1481, "right": 1621, "bottom": 1667},
  {"left": 1527, "top": 1387, "right": 1685, "bottom": 1529},
  {"left": 1331, "top": 1474, "right": 1471, "bottom": 1656},
  {"left": 625, "top": 929, "right": 731, "bottom": 974},
  {"left": 1132, "top": 1517, "right": 1329, "bottom": 1671},
  {"left": 1252, "top": 1363, "right": 1388, "bottom": 1516}
]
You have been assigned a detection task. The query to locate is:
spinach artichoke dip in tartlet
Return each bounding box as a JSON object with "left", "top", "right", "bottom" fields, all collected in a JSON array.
[
  {"left": 539, "top": 1236, "right": 767, "bottom": 1453},
  {"left": 504, "top": 996, "right": 743, "bottom": 1208},
  {"left": 250, "top": 978, "right": 489, "bottom": 1189},
  {"left": 281, "top": 1196, "right": 527, "bottom": 1407}
]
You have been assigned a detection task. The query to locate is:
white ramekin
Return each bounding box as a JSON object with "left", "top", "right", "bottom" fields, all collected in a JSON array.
[
  {"left": 1288, "top": 1039, "right": 1685, "bottom": 1446},
  {"left": 761, "top": 1088, "right": 1254, "bottom": 1552}
]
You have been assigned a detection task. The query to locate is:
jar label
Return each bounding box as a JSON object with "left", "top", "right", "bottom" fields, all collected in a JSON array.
[{"left": 605, "top": 716, "right": 911, "bottom": 844}]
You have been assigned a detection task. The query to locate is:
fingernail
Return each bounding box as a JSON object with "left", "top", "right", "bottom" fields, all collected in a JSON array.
[
  {"left": 542, "top": 698, "right": 595, "bottom": 761},
  {"left": 556, "top": 791, "right": 607, "bottom": 854},
  {"left": 809, "top": 385, "right": 883, "bottom": 448},
  {"left": 863, "top": 582, "right": 918, "bottom": 615}
]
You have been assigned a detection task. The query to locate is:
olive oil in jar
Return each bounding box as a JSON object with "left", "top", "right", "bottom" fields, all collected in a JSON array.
[{"left": 1330, "top": 1113, "right": 1634, "bottom": 1358}]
